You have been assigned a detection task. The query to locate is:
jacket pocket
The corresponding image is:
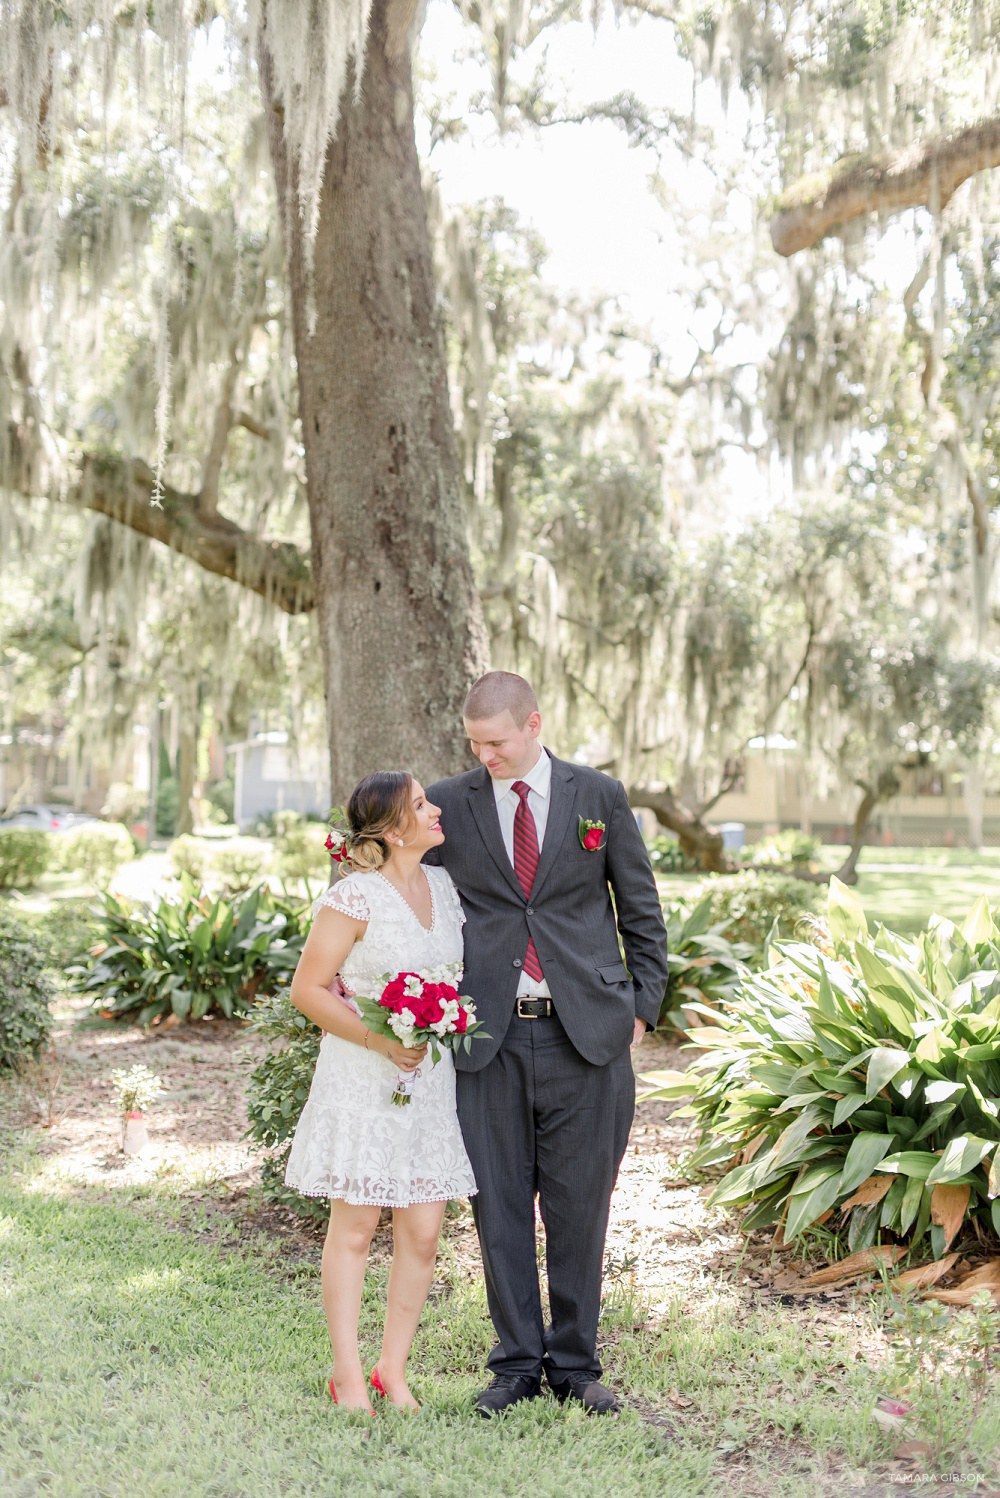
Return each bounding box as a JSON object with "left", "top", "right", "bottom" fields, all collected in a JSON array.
[{"left": 597, "top": 962, "right": 631, "bottom": 984}]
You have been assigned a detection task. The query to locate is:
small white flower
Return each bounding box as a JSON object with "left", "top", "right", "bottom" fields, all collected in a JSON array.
[
  {"left": 387, "top": 1008, "right": 417, "bottom": 1045},
  {"left": 403, "top": 975, "right": 423, "bottom": 999}
]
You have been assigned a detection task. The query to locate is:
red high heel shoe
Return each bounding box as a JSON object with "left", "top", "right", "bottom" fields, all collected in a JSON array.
[
  {"left": 369, "top": 1364, "right": 418, "bottom": 1411},
  {"left": 330, "top": 1377, "right": 374, "bottom": 1414}
]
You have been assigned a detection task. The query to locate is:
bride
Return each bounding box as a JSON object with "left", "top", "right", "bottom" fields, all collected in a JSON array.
[{"left": 284, "top": 770, "right": 476, "bottom": 1413}]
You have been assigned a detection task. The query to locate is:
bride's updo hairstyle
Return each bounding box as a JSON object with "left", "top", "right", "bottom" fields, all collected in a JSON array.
[{"left": 341, "top": 770, "right": 414, "bottom": 874}]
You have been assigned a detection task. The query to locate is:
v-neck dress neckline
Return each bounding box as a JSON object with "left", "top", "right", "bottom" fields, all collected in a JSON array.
[{"left": 374, "top": 867, "right": 437, "bottom": 934}]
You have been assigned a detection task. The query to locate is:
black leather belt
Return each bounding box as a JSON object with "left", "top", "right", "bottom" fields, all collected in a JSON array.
[{"left": 516, "top": 997, "right": 552, "bottom": 1019}]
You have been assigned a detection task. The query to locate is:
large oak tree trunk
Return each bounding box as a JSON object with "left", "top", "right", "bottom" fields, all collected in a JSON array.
[{"left": 260, "top": 2, "right": 488, "bottom": 801}]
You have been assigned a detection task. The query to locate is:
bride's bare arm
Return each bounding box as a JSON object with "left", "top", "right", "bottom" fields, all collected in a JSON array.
[{"left": 288, "top": 908, "right": 426, "bottom": 1070}]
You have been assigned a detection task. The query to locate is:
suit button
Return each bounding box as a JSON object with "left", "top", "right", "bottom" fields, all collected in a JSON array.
[
  {"left": 526, "top": 907, "right": 534, "bottom": 915},
  {"left": 512, "top": 958, "right": 522, "bottom": 968}
]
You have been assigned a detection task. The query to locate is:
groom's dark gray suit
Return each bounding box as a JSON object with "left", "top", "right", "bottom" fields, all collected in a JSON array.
[{"left": 425, "top": 751, "right": 667, "bottom": 1384}]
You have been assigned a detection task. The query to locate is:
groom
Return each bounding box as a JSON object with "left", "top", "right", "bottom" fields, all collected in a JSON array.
[{"left": 425, "top": 671, "right": 667, "bottom": 1416}]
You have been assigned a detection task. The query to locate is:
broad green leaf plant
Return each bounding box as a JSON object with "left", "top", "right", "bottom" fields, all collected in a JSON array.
[
  {"left": 71, "top": 876, "right": 308, "bottom": 1025},
  {"left": 643, "top": 880, "right": 1000, "bottom": 1256}
]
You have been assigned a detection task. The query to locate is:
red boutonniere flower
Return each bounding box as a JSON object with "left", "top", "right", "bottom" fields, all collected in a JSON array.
[{"left": 578, "top": 816, "right": 606, "bottom": 851}]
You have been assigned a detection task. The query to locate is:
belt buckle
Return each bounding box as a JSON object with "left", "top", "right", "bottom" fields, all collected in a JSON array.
[{"left": 517, "top": 997, "right": 548, "bottom": 1019}]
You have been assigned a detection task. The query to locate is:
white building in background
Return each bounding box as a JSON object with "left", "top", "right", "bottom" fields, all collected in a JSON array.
[{"left": 227, "top": 731, "right": 329, "bottom": 829}]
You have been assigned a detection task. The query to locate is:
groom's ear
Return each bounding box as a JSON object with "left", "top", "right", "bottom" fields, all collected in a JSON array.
[{"left": 525, "top": 711, "right": 541, "bottom": 739}]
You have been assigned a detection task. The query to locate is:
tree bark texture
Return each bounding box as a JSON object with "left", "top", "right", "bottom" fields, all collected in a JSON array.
[
  {"left": 771, "top": 117, "right": 1000, "bottom": 257},
  {"left": 627, "top": 784, "right": 730, "bottom": 872},
  {"left": 3, "top": 421, "right": 313, "bottom": 615},
  {"left": 259, "top": 2, "right": 489, "bottom": 802}
]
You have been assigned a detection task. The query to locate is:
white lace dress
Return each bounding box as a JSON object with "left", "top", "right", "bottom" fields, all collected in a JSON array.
[{"left": 283, "top": 865, "right": 477, "bottom": 1207}]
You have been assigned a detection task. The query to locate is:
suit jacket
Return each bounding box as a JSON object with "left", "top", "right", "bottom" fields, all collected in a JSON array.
[{"left": 424, "top": 752, "right": 668, "bottom": 1070}]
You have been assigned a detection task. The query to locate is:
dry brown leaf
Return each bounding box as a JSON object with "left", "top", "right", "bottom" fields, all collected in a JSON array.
[
  {"left": 929, "top": 1182, "right": 970, "bottom": 1250},
  {"left": 839, "top": 1174, "right": 894, "bottom": 1214},
  {"left": 740, "top": 1131, "right": 769, "bottom": 1165},
  {"left": 894, "top": 1440, "right": 934, "bottom": 1460},
  {"left": 922, "top": 1285, "right": 1000, "bottom": 1306},
  {"left": 890, "top": 1252, "right": 959, "bottom": 1291},
  {"left": 957, "top": 1257, "right": 1000, "bottom": 1288},
  {"left": 799, "top": 1245, "right": 904, "bottom": 1288}
]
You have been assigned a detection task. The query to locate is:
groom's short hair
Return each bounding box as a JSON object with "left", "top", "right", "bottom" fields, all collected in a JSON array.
[{"left": 463, "top": 671, "right": 539, "bottom": 728}]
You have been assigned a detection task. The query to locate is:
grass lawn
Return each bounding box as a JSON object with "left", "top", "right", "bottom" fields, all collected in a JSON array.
[
  {"left": 1, "top": 1117, "right": 974, "bottom": 1498},
  {"left": 657, "top": 846, "right": 1000, "bottom": 935}
]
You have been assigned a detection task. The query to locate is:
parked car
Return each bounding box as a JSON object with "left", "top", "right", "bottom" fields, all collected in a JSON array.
[{"left": 0, "top": 804, "right": 97, "bottom": 832}]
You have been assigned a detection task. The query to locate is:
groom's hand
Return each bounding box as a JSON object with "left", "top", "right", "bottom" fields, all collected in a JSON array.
[{"left": 631, "top": 1018, "right": 646, "bottom": 1048}]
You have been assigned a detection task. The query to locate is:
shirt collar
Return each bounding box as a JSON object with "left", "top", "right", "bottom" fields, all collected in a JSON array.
[{"left": 491, "top": 745, "right": 551, "bottom": 804}]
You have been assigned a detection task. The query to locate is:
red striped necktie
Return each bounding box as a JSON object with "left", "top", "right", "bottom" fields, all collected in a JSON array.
[{"left": 511, "top": 780, "right": 544, "bottom": 982}]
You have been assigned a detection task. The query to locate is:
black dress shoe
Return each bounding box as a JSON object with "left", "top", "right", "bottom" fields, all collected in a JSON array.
[
  {"left": 474, "top": 1373, "right": 542, "bottom": 1417},
  {"left": 549, "top": 1374, "right": 619, "bottom": 1414}
]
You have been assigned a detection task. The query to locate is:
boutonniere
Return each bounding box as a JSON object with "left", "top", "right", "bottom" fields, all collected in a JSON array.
[{"left": 578, "top": 816, "right": 606, "bottom": 851}]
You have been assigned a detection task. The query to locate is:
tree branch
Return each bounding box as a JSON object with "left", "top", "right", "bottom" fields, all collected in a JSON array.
[
  {"left": 4, "top": 421, "right": 313, "bottom": 614},
  {"left": 770, "top": 117, "right": 1000, "bottom": 257}
]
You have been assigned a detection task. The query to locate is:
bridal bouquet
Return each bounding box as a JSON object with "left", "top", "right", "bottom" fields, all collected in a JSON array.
[{"left": 356, "top": 964, "right": 488, "bottom": 1106}]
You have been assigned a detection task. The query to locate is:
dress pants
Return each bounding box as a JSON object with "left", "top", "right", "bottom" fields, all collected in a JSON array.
[{"left": 455, "top": 1006, "right": 635, "bottom": 1382}]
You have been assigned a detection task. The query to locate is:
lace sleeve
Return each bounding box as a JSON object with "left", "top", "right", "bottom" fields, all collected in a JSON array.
[
  {"left": 432, "top": 867, "right": 466, "bottom": 926},
  {"left": 311, "top": 874, "right": 371, "bottom": 923}
]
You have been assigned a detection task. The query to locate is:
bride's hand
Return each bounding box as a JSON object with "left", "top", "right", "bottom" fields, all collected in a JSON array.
[{"left": 383, "top": 1038, "right": 428, "bottom": 1072}]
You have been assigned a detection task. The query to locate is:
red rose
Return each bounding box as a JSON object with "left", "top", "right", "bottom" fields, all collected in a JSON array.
[
  {"left": 582, "top": 827, "right": 603, "bottom": 850},
  {"left": 380, "top": 976, "right": 408, "bottom": 1012},
  {"left": 452, "top": 1007, "right": 468, "bottom": 1033}
]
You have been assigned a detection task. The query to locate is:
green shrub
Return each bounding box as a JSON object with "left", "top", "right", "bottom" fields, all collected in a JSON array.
[
  {"left": 659, "top": 894, "right": 754, "bottom": 1030},
  {"left": 71, "top": 877, "right": 308, "bottom": 1025},
  {"left": 647, "top": 835, "right": 698, "bottom": 873},
  {"left": 646, "top": 882, "right": 1000, "bottom": 1255},
  {"left": 0, "top": 906, "right": 54, "bottom": 1066},
  {"left": 271, "top": 815, "right": 329, "bottom": 896},
  {"left": 245, "top": 990, "right": 328, "bottom": 1223},
  {"left": 695, "top": 869, "right": 816, "bottom": 949},
  {"left": 168, "top": 835, "right": 208, "bottom": 884},
  {"left": 746, "top": 829, "right": 821, "bottom": 869},
  {"left": 210, "top": 843, "right": 271, "bottom": 893},
  {"left": 203, "top": 777, "right": 234, "bottom": 824},
  {"left": 0, "top": 829, "right": 52, "bottom": 890},
  {"left": 168, "top": 836, "right": 271, "bottom": 892},
  {"left": 54, "top": 822, "right": 135, "bottom": 886},
  {"left": 155, "top": 776, "right": 179, "bottom": 839},
  {"left": 28, "top": 898, "right": 104, "bottom": 969}
]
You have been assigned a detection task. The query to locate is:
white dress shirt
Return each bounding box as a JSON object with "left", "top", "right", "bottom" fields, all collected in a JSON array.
[{"left": 492, "top": 746, "right": 552, "bottom": 998}]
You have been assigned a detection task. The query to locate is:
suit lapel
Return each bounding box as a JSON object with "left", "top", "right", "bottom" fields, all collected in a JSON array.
[
  {"left": 467, "top": 768, "right": 526, "bottom": 901},
  {"left": 530, "top": 755, "right": 577, "bottom": 900}
]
